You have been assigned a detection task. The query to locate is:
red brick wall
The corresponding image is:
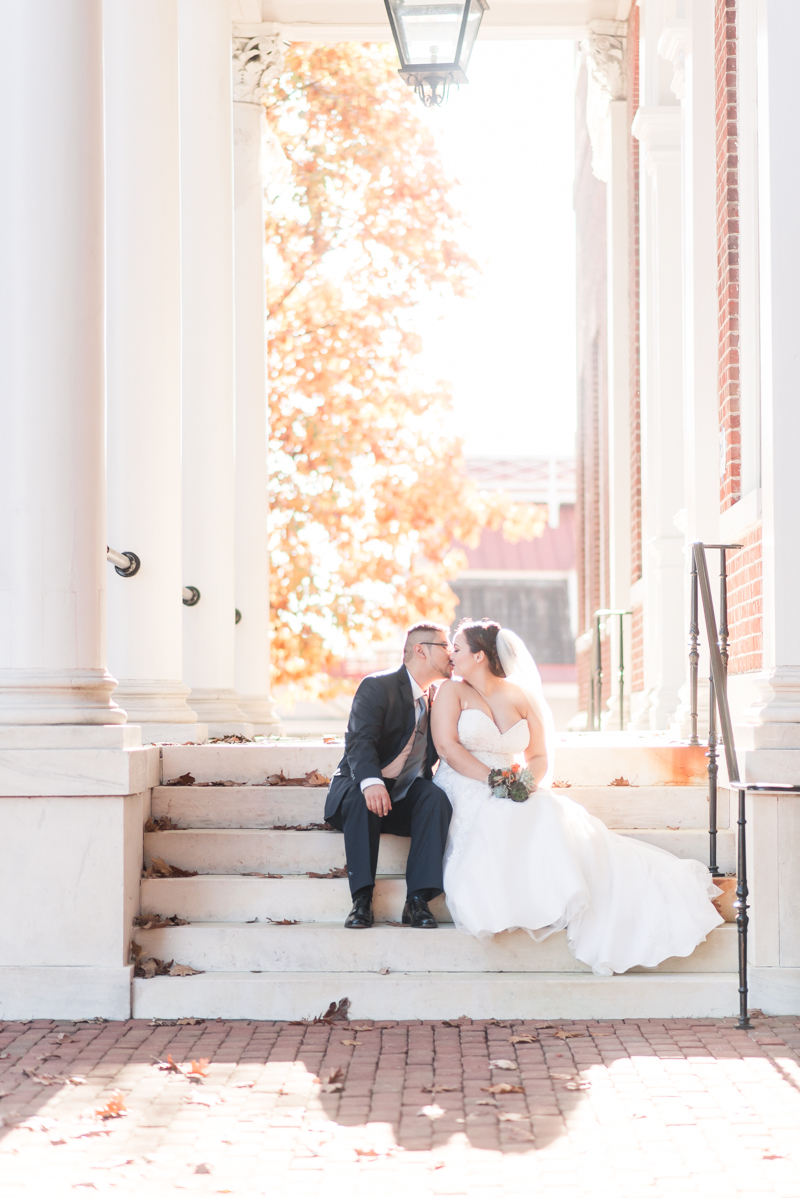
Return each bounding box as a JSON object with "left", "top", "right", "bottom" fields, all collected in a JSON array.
[
  {"left": 715, "top": 0, "right": 740, "bottom": 511},
  {"left": 726, "top": 525, "right": 763, "bottom": 674},
  {"left": 627, "top": 5, "right": 642, "bottom": 582}
]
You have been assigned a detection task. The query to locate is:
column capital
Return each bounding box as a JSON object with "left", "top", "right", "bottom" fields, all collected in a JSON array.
[
  {"left": 232, "top": 33, "right": 284, "bottom": 104},
  {"left": 580, "top": 19, "right": 627, "bottom": 182},
  {"left": 658, "top": 19, "right": 691, "bottom": 101}
]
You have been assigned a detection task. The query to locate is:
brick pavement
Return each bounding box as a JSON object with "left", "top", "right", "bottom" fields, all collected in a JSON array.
[{"left": 2, "top": 1015, "right": 800, "bottom": 1196}]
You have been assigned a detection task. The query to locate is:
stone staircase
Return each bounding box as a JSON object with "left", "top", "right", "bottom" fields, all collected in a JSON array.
[{"left": 132, "top": 737, "right": 739, "bottom": 1020}]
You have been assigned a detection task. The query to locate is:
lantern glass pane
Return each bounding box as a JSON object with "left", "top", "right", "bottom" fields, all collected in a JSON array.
[
  {"left": 456, "top": 0, "right": 483, "bottom": 71},
  {"left": 387, "top": 1, "right": 466, "bottom": 67}
]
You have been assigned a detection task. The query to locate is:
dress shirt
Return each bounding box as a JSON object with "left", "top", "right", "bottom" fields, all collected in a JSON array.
[{"left": 360, "top": 667, "right": 427, "bottom": 792}]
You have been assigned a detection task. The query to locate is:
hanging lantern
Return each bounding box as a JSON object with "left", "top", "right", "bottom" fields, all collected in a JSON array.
[{"left": 383, "top": 0, "right": 489, "bottom": 107}]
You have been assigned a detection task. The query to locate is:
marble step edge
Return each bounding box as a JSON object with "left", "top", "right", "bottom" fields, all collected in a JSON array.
[
  {"left": 140, "top": 874, "right": 736, "bottom": 927},
  {"left": 151, "top": 785, "right": 728, "bottom": 831},
  {"left": 133, "top": 922, "right": 736, "bottom": 976},
  {"left": 132, "top": 970, "right": 739, "bottom": 1020}
]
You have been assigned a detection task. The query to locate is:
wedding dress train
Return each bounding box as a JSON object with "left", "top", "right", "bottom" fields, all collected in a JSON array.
[{"left": 435, "top": 708, "right": 723, "bottom": 976}]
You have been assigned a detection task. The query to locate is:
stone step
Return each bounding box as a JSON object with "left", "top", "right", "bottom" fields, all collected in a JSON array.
[
  {"left": 141, "top": 874, "right": 451, "bottom": 924},
  {"left": 160, "top": 740, "right": 709, "bottom": 788},
  {"left": 133, "top": 922, "right": 735, "bottom": 976},
  {"left": 143, "top": 826, "right": 734, "bottom": 876},
  {"left": 131, "top": 970, "right": 739, "bottom": 1020},
  {"left": 151, "top": 784, "right": 725, "bottom": 830}
]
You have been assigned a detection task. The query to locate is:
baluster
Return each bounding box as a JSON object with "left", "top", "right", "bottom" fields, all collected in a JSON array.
[
  {"left": 595, "top": 613, "right": 603, "bottom": 731},
  {"left": 689, "top": 547, "right": 700, "bottom": 745},
  {"left": 719, "top": 547, "right": 730, "bottom": 673},
  {"left": 618, "top": 612, "right": 625, "bottom": 732},
  {"left": 736, "top": 786, "right": 751, "bottom": 1029},
  {"left": 707, "top": 672, "right": 720, "bottom": 876}
]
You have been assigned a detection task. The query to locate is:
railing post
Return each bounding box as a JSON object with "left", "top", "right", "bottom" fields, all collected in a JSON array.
[
  {"left": 617, "top": 611, "right": 625, "bottom": 732},
  {"left": 719, "top": 547, "right": 730, "bottom": 671},
  {"left": 707, "top": 671, "right": 720, "bottom": 876},
  {"left": 735, "top": 784, "right": 751, "bottom": 1029},
  {"left": 689, "top": 546, "right": 700, "bottom": 745},
  {"left": 594, "top": 614, "right": 603, "bottom": 731}
]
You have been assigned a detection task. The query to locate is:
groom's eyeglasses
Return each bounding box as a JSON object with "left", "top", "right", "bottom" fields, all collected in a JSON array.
[{"left": 419, "top": 642, "right": 452, "bottom": 651}]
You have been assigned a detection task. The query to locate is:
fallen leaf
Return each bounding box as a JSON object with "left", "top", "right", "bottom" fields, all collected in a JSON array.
[
  {"left": 350, "top": 1025, "right": 373, "bottom": 1031},
  {"left": 266, "top": 918, "right": 300, "bottom": 925},
  {"left": 186, "top": 1092, "right": 223, "bottom": 1106},
  {"left": 54, "top": 1034, "right": 74, "bottom": 1044},
  {"left": 186, "top": 1059, "right": 210, "bottom": 1077},
  {"left": 144, "top": 816, "right": 176, "bottom": 832},
  {"left": 417, "top": 1104, "right": 446, "bottom": 1119},
  {"left": 763, "top": 1153, "right": 786, "bottom": 1160},
  {"left": 17, "top": 1117, "right": 58, "bottom": 1132},
  {"left": 133, "top": 913, "right": 189, "bottom": 930},
  {"left": 489, "top": 1060, "right": 518, "bottom": 1070},
  {"left": 177, "top": 1018, "right": 203, "bottom": 1026},
  {"left": 550, "top": 1072, "right": 576, "bottom": 1080},
  {"left": 142, "top": 856, "right": 198, "bottom": 880},
  {"left": 194, "top": 1162, "right": 213, "bottom": 1174},
  {"left": 307, "top": 867, "right": 348, "bottom": 879},
  {"left": 340, "top": 1039, "right": 361, "bottom": 1047},
  {"left": 95, "top": 1091, "right": 127, "bottom": 1120},
  {"left": 509, "top": 1035, "right": 538, "bottom": 1044},
  {"left": 609, "top": 776, "right": 631, "bottom": 786},
  {"left": 551, "top": 780, "right": 571, "bottom": 788},
  {"left": 498, "top": 1112, "right": 528, "bottom": 1122},
  {"left": 482, "top": 1083, "right": 524, "bottom": 1095},
  {"left": 264, "top": 770, "right": 330, "bottom": 787},
  {"left": 564, "top": 1081, "right": 591, "bottom": 1090},
  {"left": 379, "top": 967, "right": 390, "bottom": 975},
  {"left": 422, "top": 1085, "right": 457, "bottom": 1093},
  {"left": 474, "top": 1098, "right": 498, "bottom": 1106},
  {"left": 550, "top": 1029, "right": 586, "bottom": 1039},
  {"left": 165, "top": 773, "right": 195, "bottom": 786},
  {"left": 272, "top": 822, "right": 333, "bottom": 831},
  {"left": 169, "top": 963, "right": 203, "bottom": 977},
  {"left": 155, "top": 1054, "right": 182, "bottom": 1074}
]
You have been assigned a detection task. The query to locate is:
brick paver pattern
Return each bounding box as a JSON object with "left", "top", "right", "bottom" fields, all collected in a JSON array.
[{"left": 2, "top": 1015, "right": 800, "bottom": 1196}]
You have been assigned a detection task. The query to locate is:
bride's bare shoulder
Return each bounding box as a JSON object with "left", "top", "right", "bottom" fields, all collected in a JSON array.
[
  {"left": 498, "top": 679, "right": 530, "bottom": 709},
  {"left": 433, "top": 678, "right": 468, "bottom": 706}
]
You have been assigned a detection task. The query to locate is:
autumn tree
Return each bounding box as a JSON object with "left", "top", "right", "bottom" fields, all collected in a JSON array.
[{"left": 264, "top": 43, "right": 544, "bottom": 686}]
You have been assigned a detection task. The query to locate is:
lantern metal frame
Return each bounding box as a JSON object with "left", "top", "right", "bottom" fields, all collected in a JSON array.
[{"left": 382, "top": 0, "right": 489, "bottom": 106}]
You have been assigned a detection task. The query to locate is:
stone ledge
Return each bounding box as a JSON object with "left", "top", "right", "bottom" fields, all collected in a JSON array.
[{"left": 0, "top": 966, "right": 133, "bottom": 1020}]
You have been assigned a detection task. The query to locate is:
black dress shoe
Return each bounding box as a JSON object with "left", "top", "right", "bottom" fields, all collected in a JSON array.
[
  {"left": 402, "top": 894, "right": 438, "bottom": 928},
  {"left": 345, "top": 894, "right": 374, "bottom": 929}
]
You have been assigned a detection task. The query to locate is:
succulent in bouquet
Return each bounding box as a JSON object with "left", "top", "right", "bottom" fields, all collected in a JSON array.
[{"left": 487, "top": 763, "right": 537, "bottom": 802}]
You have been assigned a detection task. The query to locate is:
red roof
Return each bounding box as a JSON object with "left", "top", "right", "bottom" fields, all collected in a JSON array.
[{"left": 462, "top": 505, "right": 575, "bottom": 572}]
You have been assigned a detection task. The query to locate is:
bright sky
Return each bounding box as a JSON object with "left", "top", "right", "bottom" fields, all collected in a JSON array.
[{"left": 415, "top": 39, "right": 578, "bottom": 459}]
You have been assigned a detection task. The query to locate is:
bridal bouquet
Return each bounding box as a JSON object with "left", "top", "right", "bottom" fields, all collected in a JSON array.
[{"left": 487, "top": 763, "right": 536, "bottom": 803}]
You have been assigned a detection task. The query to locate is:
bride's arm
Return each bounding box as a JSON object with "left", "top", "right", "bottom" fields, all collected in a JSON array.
[
  {"left": 430, "top": 680, "right": 492, "bottom": 783},
  {"left": 523, "top": 703, "right": 548, "bottom": 786}
]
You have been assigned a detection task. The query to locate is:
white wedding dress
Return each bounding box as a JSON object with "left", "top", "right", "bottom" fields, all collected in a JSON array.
[{"left": 435, "top": 708, "right": 723, "bottom": 976}]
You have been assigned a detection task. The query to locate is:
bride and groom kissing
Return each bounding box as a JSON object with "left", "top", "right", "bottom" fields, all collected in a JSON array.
[{"left": 325, "top": 619, "right": 724, "bottom": 975}]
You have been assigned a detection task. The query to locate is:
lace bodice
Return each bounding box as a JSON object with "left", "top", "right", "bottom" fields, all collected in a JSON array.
[{"left": 456, "top": 708, "right": 530, "bottom": 769}]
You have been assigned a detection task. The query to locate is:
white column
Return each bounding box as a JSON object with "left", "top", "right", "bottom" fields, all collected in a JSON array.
[
  {"left": 232, "top": 34, "right": 283, "bottom": 732},
  {"left": 580, "top": 23, "right": 631, "bottom": 729},
  {"left": 0, "top": 0, "right": 122, "bottom": 725},
  {"left": 662, "top": 16, "right": 720, "bottom": 737},
  {"left": 631, "top": 105, "right": 685, "bottom": 729},
  {"left": 179, "top": 0, "right": 251, "bottom": 736},
  {"left": 104, "top": 0, "right": 205, "bottom": 743}
]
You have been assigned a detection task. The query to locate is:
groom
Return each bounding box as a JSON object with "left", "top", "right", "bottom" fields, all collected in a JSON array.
[{"left": 325, "top": 623, "right": 454, "bottom": 929}]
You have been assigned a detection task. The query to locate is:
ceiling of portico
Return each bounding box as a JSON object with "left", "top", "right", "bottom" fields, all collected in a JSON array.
[{"left": 232, "top": 0, "right": 633, "bottom": 40}]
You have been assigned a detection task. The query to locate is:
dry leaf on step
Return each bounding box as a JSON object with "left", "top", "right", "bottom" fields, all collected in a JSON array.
[
  {"left": 608, "top": 777, "right": 631, "bottom": 787},
  {"left": 551, "top": 1029, "right": 586, "bottom": 1039},
  {"left": 350, "top": 1025, "right": 373, "bottom": 1031},
  {"left": 307, "top": 868, "right": 348, "bottom": 879},
  {"left": 142, "top": 857, "right": 198, "bottom": 880},
  {"left": 155, "top": 1055, "right": 183, "bottom": 1074},
  {"left": 165, "top": 773, "right": 195, "bottom": 786},
  {"left": 169, "top": 963, "right": 203, "bottom": 977},
  {"left": 95, "top": 1092, "right": 127, "bottom": 1120},
  {"left": 508, "top": 1035, "right": 537, "bottom": 1044},
  {"left": 177, "top": 1018, "right": 203, "bottom": 1026},
  {"left": 489, "top": 1060, "right": 517, "bottom": 1070},
  {"left": 144, "top": 816, "right": 175, "bottom": 832},
  {"left": 340, "top": 1039, "right": 361, "bottom": 1047},
  {"left": 482, "top": 1083, "right": 524, "bottom": 1095},
  {"left": 551, "top": 780, "right": 571, "bottom": 788},
  {"left": 134, "top": 914, "right": 189, "bottom": 929},
  {"left": 266, "top": 918, "right": 299, "bottom": 925}
]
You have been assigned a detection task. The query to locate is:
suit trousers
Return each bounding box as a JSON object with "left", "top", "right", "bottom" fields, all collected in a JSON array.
[{"left": 326, "top": 777, "right": 452, "bottom": 898}]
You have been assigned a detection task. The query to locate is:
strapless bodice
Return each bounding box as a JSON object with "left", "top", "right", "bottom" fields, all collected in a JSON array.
[{"left": 456, "top": 708, "right": 530, "bottom": 769}]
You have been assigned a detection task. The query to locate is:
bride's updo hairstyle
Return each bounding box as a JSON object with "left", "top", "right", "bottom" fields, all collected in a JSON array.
[{"left": 455, "top": 618, "right": 506, "bottom": 678}]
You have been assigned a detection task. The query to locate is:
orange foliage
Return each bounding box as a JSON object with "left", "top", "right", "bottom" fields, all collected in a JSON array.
[{"left": 265, "top": 44, "right": 545, "bottom": 685}]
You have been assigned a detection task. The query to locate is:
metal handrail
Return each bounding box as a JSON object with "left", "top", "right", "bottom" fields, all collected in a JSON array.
[
  {"left": 694, "top": 541, "right": 800, "bottom": 1029},
  {"left": 690, "top": 543, "right": 741, "bottom": 874},
  {"left": 107, "top": 545, "right": 140, "bottom": 577},
  {"left": 589, "top": 609, "right": 632, "bottom": 731}
]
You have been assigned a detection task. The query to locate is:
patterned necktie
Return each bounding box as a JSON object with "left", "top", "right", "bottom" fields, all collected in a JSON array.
[{"left": 391, "top": 694, "right": 428, "bottom": 803}]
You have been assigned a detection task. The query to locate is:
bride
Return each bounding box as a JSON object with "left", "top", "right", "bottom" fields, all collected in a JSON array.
[{"left": 430, "top": 619, "right": 723, "bottom": 976}]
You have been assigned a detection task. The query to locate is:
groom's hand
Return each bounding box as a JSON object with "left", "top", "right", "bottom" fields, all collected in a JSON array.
[{"left": 364, "top": 784, "right": 392, "bottom": 817}]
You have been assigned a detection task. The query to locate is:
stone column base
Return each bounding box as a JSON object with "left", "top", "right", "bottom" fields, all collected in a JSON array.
[
  {"left": 135, "top": 723, "right": 209, "bottom": 745},
  {"left": 187, "top": 689, "right": 253, "bottom": 738},
  {"left": 0, "top": 966, "right": 133, "bottom": 1021},
  {"left": 749, "top": 968, "right": 800, "bottom": 1016},
  {"left": 112, "top": 678, "right": 200, "bottom": 726},
  {"left": 0, "top": 669, "right": 126, "bottom": 725}
]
